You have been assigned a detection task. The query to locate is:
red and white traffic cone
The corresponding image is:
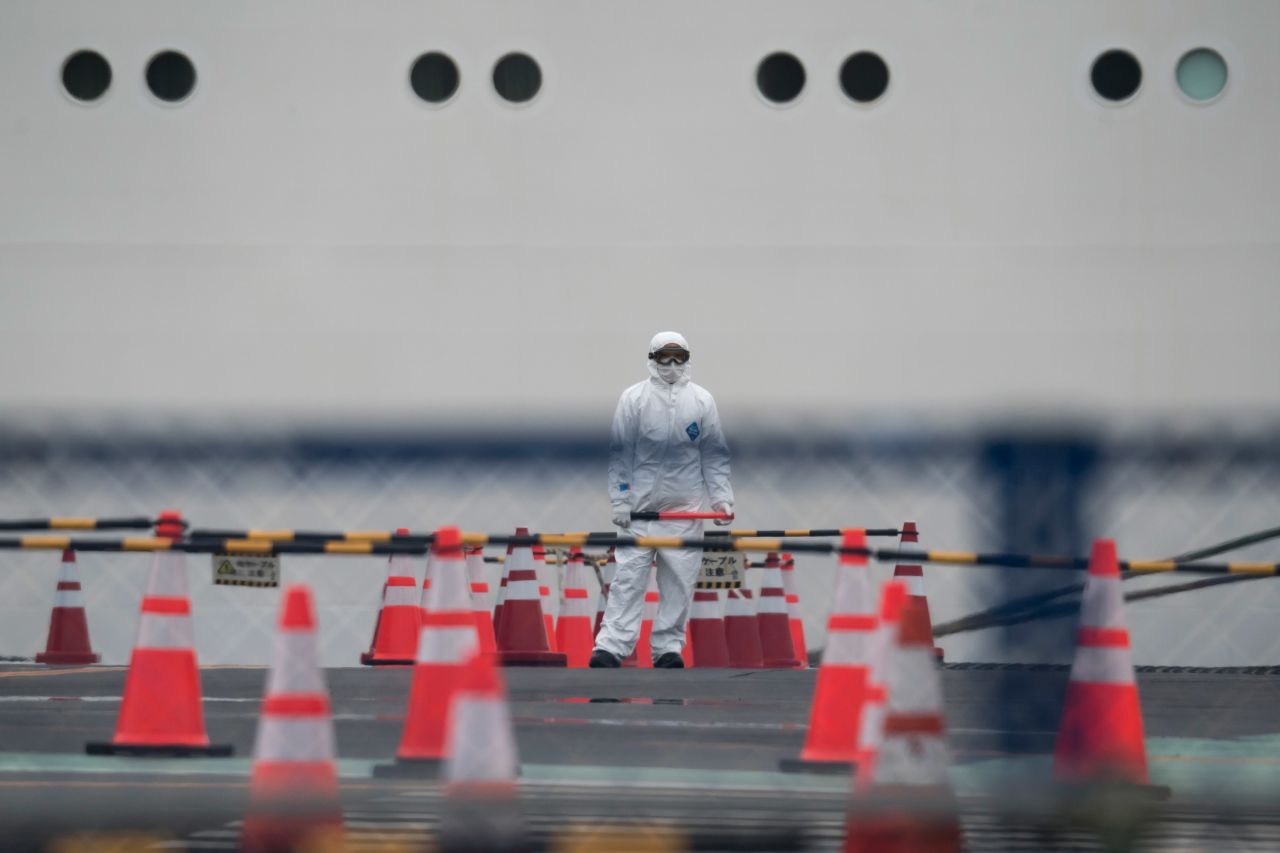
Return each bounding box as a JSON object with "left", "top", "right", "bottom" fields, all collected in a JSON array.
[
  {"left": 35, "top": 549, "right": 100, "bottom": 664},
  {"left": 87, "top": 511, "right": 231, "bottom": 756},
  {"left": 496, "top": 531, "right": 566, "bottom": 667},
  {"left": 781, "top": 553, "right": 808, "bottom": 669},
  {"left": 687, "top": 588, "right": 729, "bottom": 667},
  {"left": 843, "top": 595, "right": 962, "bottom": 853},
  {"left": 556, "top": 548, "right": 596, "bottom": 668},
  {"left": 1054, "top": 538, "right": 1162, "bottom": 794},
  {"left": 242, "top": 585, "right": 343, "bottom": 853},
  {"left": 441, "top": 642, "right": 525, "bottom": 852},
  {"left": 594, "top": 549, "right": 616, "bottom": 638},
  {"left": 624, "top": 565, "right": 658, "bottom": 668},
  {"left": 465, "top": 545, "right": 497, "bottom": 656},
  {"left": 533, "top": 542, "right": 558, "bottom": 652},
  {"left": 854, "top": 581, "right": 908, "bottom": 791},
  {"left": 376, "top": 527, "right": 482, "bottom": 777},
  {"left": 780, "top": 529, "right": 874, "bottom": 772},
  {"left": 724, "top": 586, "right": 764, "bottom": 668},
  {"left": 757, "top": 552, "right": 801, "bottom": 668},
  {"left": 893, "top": 521, "right": 943, "bottom": 661},
  {"left": 361, "top": 528, "right": 420, "bottom": 666}
]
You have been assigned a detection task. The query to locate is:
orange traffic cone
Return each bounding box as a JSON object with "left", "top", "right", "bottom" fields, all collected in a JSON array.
[
  {"left": 375, "top": 526, "right": 481, "bottom": 777},
  {"left": 757, "top": 552, "right": 801, "bottom": 668},
  {"left": 556, "top": 548, "right": 595, "bottom": 668},
  {"left": 623, "top": 565, "right": 658, "bottom": 668},
  {"left": 465, "top": 545, "right": 497, "bottom": 655},
  {"left": 496, "top": 531, "right": 566, "bottom": 667},
  {"left": 843, "top": 594, "right": 962, "bottom": 853},
  {"left": 593, "top": 549, "right": 616, "bottom": 638},
  {"left": 493, "top": 544, "right": 515, "bottom": 638},
  {"left": 36, "top": 549, "right": 100, "bottom": 664},
  {"left": 1054, "top": 539, "right": 1160, "bottom": 793},
  {"left": 688, "top": 589, "right": 729, "bottom": 667},
  {"left": 681, "top": 625, "right": 695, "bottom": 667},
  {"left": 893, "top": 521, "right": 943, "bottom": 661},
  {"left": 724, "top": 587, "right": 764, "bottom": 668},
  {"left": 441, "top": 642, "right": 525, "bottom": 852},
  {"left": 87, "top": 511, "right": 231, "bottom": 756},
  {"left": 361, "top": 528, "right": 420, "bottom": 665},
  {"left": 242, "top": 585, "right": 343, "bottom": 853},
  {"left": 853, "top": 581, "right": 908, "bottom": 790},
  {"left": 780, "top": 529, "right": 873, "bottom": 772},
  {"left": 781, "top": 553, "right": 808, "bottom": 669},
  {"left": 533, "top": 542, "right": 558, "bottom": 652}
]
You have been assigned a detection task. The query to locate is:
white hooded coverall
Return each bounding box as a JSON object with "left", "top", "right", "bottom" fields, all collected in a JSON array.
[{"left": 596, "top": 332, "right": 734, "bottom": 660}]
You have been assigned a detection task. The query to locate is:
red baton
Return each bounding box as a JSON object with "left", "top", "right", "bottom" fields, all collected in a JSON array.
[{"left": 630, "top": 511, "right": 735, "bottom": 521}]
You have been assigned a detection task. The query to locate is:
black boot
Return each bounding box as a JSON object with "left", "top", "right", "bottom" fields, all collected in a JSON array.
[
  {"left": 589, "top": 648, "right": 621, "bottom": 668},
  {"left": 653, "top": 652, "right": 685, "bottom": 669}
]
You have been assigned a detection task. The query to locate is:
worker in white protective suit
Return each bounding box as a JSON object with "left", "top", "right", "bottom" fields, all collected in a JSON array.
[{"left": 591, "top": 331, "right": 735, "bottom": 668}]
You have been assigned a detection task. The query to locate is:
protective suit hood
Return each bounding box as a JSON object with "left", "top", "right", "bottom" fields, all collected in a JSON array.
[{"left": 647, "top": 331, "right": 691, "bottom": 386}]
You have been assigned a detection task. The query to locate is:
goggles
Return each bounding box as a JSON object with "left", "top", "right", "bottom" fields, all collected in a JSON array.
[{"left": 649, "top": 348, "right": 690, "bottom": 366}]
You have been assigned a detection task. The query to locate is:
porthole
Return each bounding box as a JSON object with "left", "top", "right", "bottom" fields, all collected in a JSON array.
[
  {"left": 145, "top": 50, "right": 197, "bottom": 103},
  {"left": 839, "top": 51, "right": 890, "bottom": 104},
  {"left": 62, "top": 50, "right": 112, "bottom": 103},
  {"left": 1176, "top": 48, "right": 1227, "bottom": 103},
  {"left": 410, "top": 52, "right": 460, "bottom": 104},
  {"left": 1090, "top": 49, "right": 1141, "bottom": 103},
  {"left": 756, "top": 52, "right": 805, "bottom": 105},
  {"left": 492, "top": 53, "right": 541, "bottom": 104}
]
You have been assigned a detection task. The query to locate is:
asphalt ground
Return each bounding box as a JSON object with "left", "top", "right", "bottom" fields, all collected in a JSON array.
[{"left": 2, "top": 665, "right": 1280, "bottom": 851}]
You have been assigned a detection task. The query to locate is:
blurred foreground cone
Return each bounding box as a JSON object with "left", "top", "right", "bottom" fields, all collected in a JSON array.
[
  {"left": 555, "top": 548, "right": 595, "bottom": 667},
  {"left": 87, "top": 511, "right": 231, "bottom": 756},
  {"left": 781, "top": 553, "right": 808, "bottom": 669},
  {"left": 854, "top": 581, "right": 908, "bottom": 790},
  {"left": 376, "top": 527, "right": 480, "bottom": 777},
  {"left": 533, "top": 542, "right": 558, "bottom": 652},
  {"left": 242, "top": 585, "right": 343, "bottom": 853},
  {"left": 893, "top": 521, "right": 943, "bottom": 661},
  {"left": 724, "top": 586, "right": 764, "bottom": 668},
  {"left": 757, "top": 552, "right": 801, "bottom": 668},
  {"left": 843, "top": 594, "right": 961, "bottom": 853},
  {"left": 496, "top": 530, "right": 566, "bottom": 667},
  {"left": 623, "top": 565, "right": 659, "bottom": 668},
  {"left": 36, "top": 549, "right": 100, "bottom": 664},
  {"left": 465, "top": 545, "right": 497, "bottom": 655},
  {"left": 688, "top": 588, "right": 729, "bottom": 667},
  {"left": 360, "top": 528, "right": 420, "bottom": 665},
  {"left": 780, "top": 529, "right": 873, "bottom": 772},
  {"left": 1054, "top": 539, "right": 1163, "bottom": 795},
  {"left": 441, "top": 645, "right": 525, "bottom": 852},
  {"left": 593, "top": 549, "right": 616, "bottom": 638}
]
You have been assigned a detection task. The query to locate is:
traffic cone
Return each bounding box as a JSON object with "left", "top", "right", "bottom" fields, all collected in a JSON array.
[
  {"left": 241, "top": 585, "right": 343, "bottom": 853},
  {"left": 687, "top": 589, "right": 729, "bottom": 667},
  {"left": 854, "top": 581, "right": 908, "bottom": 791},
  {"left": 781, "top": 553, "right": 808, "bottom": 669},
  {"left": 893, "top": 521, "right": 943, "bottom": 661},
  {"left": 594, "top": 549, "right": 616, "bottom": 638},
  {"left": 1053, "top": 539, "right": 1161, "bottom": 793},
  {"left": 35, "top": 549, "right": 100, "bottom": 664},
  {"left": 724, "top": 587, "right": 764, "bottom": 668},
  {"left": 843, "top": 595, "right": 962, "bottom": 853},
  {"left": 466, "top": 545, "right": 497, "bottom": 656},
  {"left": 360, "top": 528, "right": 420, "bottom": 666},
  {"left": 441, "top": 644, "right": 525, "bottom": 852},
  {"left": 496, "top": 531, "right": 566, "bottom": 667},
  {"left": 682, "top": 625, "right": 695, "bottom": 667},
  {"left": 623, "top": 565, "right": 658, "bottom": 668},
  {"left": 533, "top": 542, "right": 558, "bottom": 652},
  {"left": 757, "top": 552, "right": 801, "bottom": 668},
  {"left": 494, "top": 545, "right": 515, "bottom": 638},
  {"left": 376, "top": 526, "right": 481, "bottom": 777},
  {"left": 87, "top": 510, "right": 231, "bottom": 756},
  {"left": 555, "top": 548, "right": 595, "bottom": 668},
  {"left": 780, "top": 529, "right": 873, "bottom": 772}
]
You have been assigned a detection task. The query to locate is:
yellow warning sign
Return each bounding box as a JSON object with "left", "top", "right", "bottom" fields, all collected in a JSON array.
[{"left": 211, "top": 554, "right": 280, "bottom": 588}]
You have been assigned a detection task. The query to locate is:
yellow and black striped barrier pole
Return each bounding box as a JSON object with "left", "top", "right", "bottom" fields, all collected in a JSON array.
[
  {"left": 1, "top": 533, "right": 1278, "bottom": 576},
  {"left": 0, "top": 516, "right": 165, "bottom": 532},
  {"left": 187, "top": 526, "right": 907, "bottom": 542}
]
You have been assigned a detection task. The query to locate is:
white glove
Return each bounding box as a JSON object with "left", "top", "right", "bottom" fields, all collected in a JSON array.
[
  {"left": 712, "top": 502, "right": 734, "bottom": 526},
  {"left": 612, "top": 508, "right": 632, "bottom": 529}
]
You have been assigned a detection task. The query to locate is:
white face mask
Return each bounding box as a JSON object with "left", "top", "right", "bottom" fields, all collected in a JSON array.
[{"left": 655, "top": 362, "right": 686, "bottom": 384}]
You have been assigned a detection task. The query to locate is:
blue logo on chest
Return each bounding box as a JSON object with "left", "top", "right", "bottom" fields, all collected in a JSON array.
[{"left": 685, "top": 421, "right": 700, "bottom": 441}]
